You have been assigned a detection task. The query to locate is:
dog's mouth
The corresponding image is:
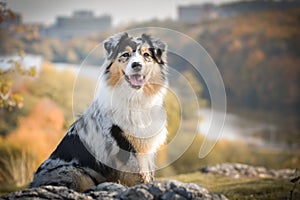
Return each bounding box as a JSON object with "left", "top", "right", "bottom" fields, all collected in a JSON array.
[{"left": 123, "top": 72, "right": 145, "bottom": 89}]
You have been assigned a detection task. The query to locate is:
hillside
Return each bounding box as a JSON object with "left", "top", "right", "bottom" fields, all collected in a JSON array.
[
  {"left": 197, "top": 9, "right": 300, "bottom": 112},
  {"left": 195, "top": 8, "right": 300, "bottom": 145}
]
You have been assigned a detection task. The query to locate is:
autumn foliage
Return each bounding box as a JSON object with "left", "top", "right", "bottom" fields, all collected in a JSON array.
[
  {"left": 0, "top": 63, "right": 95, "bottom": 189},
  {"left": 6, "top": 98, "right": 65, "bottom": 164}
]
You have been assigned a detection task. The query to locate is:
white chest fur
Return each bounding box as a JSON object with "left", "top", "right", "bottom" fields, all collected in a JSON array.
[{"left": 96, "top": 81, "right": 167, "bottom": 152}]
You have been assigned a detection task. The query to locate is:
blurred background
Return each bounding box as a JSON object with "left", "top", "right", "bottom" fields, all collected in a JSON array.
[{"left": 0, "top": 0, "right": 299, "bottom": 195}]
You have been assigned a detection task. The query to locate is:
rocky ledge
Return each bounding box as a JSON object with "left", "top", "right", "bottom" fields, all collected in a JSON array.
[
  {"left": 3, "top": 163, "right": 296, "bottom": 200},
  {"left": 201, "top": 163, "right": 296, "bottom": 179},
  {"left": 1, "top": 180, "right": 228, "bottom": 200}
]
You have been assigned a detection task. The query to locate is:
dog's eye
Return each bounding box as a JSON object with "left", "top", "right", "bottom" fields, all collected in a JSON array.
[
  {"left": 143, "top": 52, "right": 150, "bottom": 58},
  {"left": 121, "top": 52, "right": 130, "bottom": 58},
  {"left": 143, "top": 52, "right": 152, "bottom": 62}
]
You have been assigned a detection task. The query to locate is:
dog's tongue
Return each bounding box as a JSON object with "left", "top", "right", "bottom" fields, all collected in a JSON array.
[{"left": 129, "top": 74, "right": 144, "bottom": 87}]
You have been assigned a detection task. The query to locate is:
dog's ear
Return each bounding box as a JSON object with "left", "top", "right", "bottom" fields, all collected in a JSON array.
[
  {"left": 104, "top": 32, "right": 129, "bottom": 60},
  {"left": 142, "top": 34, "right": 167, "bottom": 64}
]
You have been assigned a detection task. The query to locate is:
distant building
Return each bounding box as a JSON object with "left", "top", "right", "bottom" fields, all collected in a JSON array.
[
  {"left": 178, "top": 4, "right": 217, "bottom": 23},
  {"left": 41, "top": 10, "right": 111, "bottom": 40},
  {"left": 178, "top": 1, "right": 300, "bottom": 23}
]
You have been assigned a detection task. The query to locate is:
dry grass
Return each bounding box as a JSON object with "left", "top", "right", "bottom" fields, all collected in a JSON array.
[
  {"left": 0, "top": 146, "right": 36, "bottom": 187},
  {"left": 161, "top": 171, "right": 300, "bottom": 200}
]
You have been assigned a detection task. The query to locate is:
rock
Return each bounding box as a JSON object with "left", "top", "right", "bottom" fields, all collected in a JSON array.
[
  {"left": 120, "top": 187, "right": 153, "bottom": 200},
  {"left": 1, "top": 180, "right": 228, "bottom": 200},
  {"left": 201, "top": 163, "right": 296, "bottom": 179},
  {"left": 1, "top": 185, "right": 90, "bottom": 200}
]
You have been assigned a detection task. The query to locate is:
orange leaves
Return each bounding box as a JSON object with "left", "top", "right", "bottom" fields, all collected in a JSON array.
[
  {"left": 0, "top": 2, "right": 16, "bottom": 23},
  {"left": 0, "top": 80, "right": 24, "bottom": 110},
  {"left": 0, "top": 52, "right": 37, "bottom": 111},
  {"left": 228, "top": 39, "right": 242, "bottom": 53},
  {"left": 0, "top": 97, "right": 66, "bottom": 187},
  {"left": 5, "top": 98, "right": 65, "bottom": 164}
]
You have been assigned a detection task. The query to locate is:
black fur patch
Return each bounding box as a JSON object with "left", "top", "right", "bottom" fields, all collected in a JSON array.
[
  {"left": 110, "top": 125, "right": 136, "bottom": 153},
  {"left": 49, "top": 127, "right": 111, "bottom": 176},
  {"left": 104, "top": 33, "right": 129, "bottom": 60},
  {"left": 107, "top": 35, "right": 139, "bottom": 61},
  {"left": 114, "top": 39, "right": 138, "bottom": 60},
  {"left": 105, "top": 62, "right": 113, "bottom": 74},
  {"left": 120, "top": 37, "right": 137, "bottom": 51},
  {"left": 141, "top": 34, "right": 154, "bottom": 48},
  {"left": 141, "top": 34, "right": 165, "bottom": 65}
]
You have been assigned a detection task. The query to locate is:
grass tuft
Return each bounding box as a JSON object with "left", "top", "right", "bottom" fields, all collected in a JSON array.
[{"left": 0, "top": 145, "right": 36, "bottom": 188}]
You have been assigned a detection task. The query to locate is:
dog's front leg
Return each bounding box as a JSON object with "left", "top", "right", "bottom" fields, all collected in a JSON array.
[
  {"left": 140, "top": 171, "right": 154, "bottom": 183},
  {"left": 138, "top": 153, "right": 155, "bottom": 183}
]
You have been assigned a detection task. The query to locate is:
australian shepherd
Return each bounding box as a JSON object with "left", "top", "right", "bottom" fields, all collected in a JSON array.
[{"left": 30, "top": 32, "right": 168, "bottom": 192}]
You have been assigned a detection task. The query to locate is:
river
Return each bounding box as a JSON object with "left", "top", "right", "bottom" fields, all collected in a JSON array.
[{"left": 198, "top": 108, "right": 277, "bottom": 147}]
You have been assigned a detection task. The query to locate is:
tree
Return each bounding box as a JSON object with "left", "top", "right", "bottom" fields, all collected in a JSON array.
[
  {"left": 0, "top": 1, "right": 14, "bottom": 23},
  {"left": 0, "top": 52, "right": 36, "bottom": 110},
  {"left": 0, "top": 2, "right": 36, "bottom": 110}
]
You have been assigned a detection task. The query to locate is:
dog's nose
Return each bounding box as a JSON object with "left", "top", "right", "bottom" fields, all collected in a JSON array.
[{"left": 131, "top": 62, "right": 142, "bottom": 72}]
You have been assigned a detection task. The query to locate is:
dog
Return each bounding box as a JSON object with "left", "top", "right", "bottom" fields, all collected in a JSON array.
[{"left": 30, "top": 32, "right": 169, "bottom": 192}]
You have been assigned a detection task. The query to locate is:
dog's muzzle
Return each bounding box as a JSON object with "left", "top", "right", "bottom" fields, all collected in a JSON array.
[
  {"left": 126, "top": 74, "right": 145, "bottom": 89},
  {"left": 123, "top": 70, "right": 144, "bottom": 90},
  {"left": 123, "top": 62, "right": 146, "bottom": 89}
]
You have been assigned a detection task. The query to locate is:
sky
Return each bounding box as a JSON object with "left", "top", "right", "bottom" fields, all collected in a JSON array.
[{"left": 7, "top": 0, "right": 239, "bottom": 26}]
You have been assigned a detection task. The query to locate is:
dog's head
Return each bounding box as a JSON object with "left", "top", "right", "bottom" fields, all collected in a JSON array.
[{"left": 103, "top": 32, "right": 167, "bottom": 95}]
